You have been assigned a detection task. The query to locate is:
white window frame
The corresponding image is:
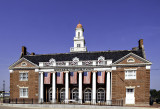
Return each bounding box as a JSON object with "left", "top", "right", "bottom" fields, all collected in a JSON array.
[
  {"left": 19, "top": 72, "right": 28, "bottom": 81},
  {"left": 19, "top": 87, "right": 28, "bottom": 98},
  {"left": 77, "top": 44, "right": 81, "bottom": 47},
  {"left": 125, "top": 69, "right": 137, "bottom": 80},
  {"left": 98, "top": 56, "right": 105, "bottom": 65},
  {"left": 127, "top": 58, "right": 135, "bottom": 63},
  {"left": 21, "top": 62, "right": 27, "bottom": 66}
]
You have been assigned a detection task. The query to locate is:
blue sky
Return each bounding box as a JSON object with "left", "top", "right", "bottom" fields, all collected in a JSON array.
[{"left": 0, "top": 0, "right": 160, "bottom": 92}]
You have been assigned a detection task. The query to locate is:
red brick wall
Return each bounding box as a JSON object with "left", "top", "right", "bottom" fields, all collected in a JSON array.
[
  {"left": 112, "top": 66, "right": 150, "bottom": 105},
  {"left": 10, "top": 69, "right": 39, "bottom": 100}
]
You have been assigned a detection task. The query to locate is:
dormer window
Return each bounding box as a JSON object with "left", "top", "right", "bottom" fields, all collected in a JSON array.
[
  {"left": 127, "top": 58, "right": 135, "bottom": 63},
  {"left": 98, "top": 56, "right": 105, "bottom": 65},
  {"left": 77, "top": 44, "right": 81, "bottom": 47}
]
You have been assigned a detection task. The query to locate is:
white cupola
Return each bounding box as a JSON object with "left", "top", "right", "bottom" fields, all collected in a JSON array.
[{"left": 70, "top": 22, "right": 87, "bottom": 52}]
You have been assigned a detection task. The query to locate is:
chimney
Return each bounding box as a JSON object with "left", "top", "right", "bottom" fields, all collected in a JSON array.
[
  {"left": 31, "top": 52, "right": 35, "bottom": 55},
  {"left": 22, "top": 46, "right": 27, "bottom": 55},
  {"left": 139, "top": 39, "right": 143, "bottom": 49}
]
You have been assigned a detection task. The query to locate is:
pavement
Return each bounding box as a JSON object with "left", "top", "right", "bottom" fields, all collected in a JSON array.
[{"left": 0, "top": 103, "right": 160, "bottom": 109}]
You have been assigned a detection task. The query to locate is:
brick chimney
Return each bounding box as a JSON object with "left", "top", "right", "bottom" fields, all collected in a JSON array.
[
  {"left": 138, "top": 39, "right": 146, "bottom": 59},
  {"left": 22, "top": 46, "right": 27, "bottom": 55},
  {"left": 20, "top": 46, "right": 27, "bottom": 58},
  {"left": 139, "top": 39, "right": 143, "bottom": 49}
]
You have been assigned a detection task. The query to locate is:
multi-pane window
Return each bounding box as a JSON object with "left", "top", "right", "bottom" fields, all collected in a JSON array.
[
  {"left": 97, "top": 89, "right": 105, "bottom": 102},
  {"left": 72, "top": 88, "right": 78, "bottom": 100},
  {"left": 84, "top": 89, "right": 91, "bottom": 102},
  {"left": 20, "top": 88, "right": 28, "bottom": 98},
  {"left": 60, "top": 88, "right": 65, "bottom": 102},
  {"left": 125, "top": 70, "right": 136, "bottom": 79},
  {"left": 19, "top": 73, "right": 28, "bottom": 81},
  {"left": 77, "top": 44, "right": 81, "bottom": 47}
]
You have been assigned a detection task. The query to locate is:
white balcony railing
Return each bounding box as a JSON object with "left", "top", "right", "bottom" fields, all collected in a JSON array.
[{"left": 39, "top": 60, "right": 112, "bottom": 67}]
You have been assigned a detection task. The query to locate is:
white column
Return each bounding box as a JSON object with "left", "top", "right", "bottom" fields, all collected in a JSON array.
[
  {"left": 52, "top": 72, "right": 56, "bottom": 103},
  {"left": 106, "top": 72, "right": 111, "bottom": 105},
  {"left": 92, "top": 71, "right": 96, "bottom": 104},
  {"left": 65, "top": 71, "right": 69, "bottom": 103},
  {"left": 40, "top": 72, "right": 44, "bottom": 103},
  {"left": 78, "top": 71, "right": 83, "bottom": 104}
]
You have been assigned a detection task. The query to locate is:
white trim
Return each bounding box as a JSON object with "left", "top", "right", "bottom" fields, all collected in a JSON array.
[
  {"left": 19, "top": 87, "right": 29, "bottom": 98},
  {"left": 21, "top": 62, "right": 27, "bottom": 66},
  {"left": 124, "top": 68, "right": 137, "bottom": 71},
  {"left": 38, "top": 69, "right": 55, "bottom": 72},
  {"left": 113, "top": 53, "right": 152, "bottom": 64},
  {"left": 146, "top": 65, "right": 151, "bottom": 69},
  {"left": 9, "top": 57, "right": 38, "bottom": 69},
  {"left": 9, "top": 70, "right": 13, "bottom": 73},
  {"left": 125, "top": 86, "right": 136, "bottom": 88},
  {"left": 127, "top": 58, "right": 135, "bottom": 63},
  {"left": 94, "top": 68, "right": 111, "bottom": 71},
  {"left": 19, "top": 71, "right": 29, "bottom": 73}
]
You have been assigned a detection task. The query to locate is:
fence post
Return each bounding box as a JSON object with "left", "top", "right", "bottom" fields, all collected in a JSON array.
[
  {"left": 32, "top": 98, "right": 33, "bottom": 104},
  {"left": 16, "top": 98, "right": 17, "bottom": 104}
]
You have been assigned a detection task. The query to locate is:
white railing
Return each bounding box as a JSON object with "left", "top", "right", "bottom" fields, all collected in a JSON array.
[{"left": 39, "top": 60, "right": 112, "bottom": 67}]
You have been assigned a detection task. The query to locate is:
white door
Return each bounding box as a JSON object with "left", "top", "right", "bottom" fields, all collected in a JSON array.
[{"left": 126, "top": 88, "right": 135, "bottom": 104}]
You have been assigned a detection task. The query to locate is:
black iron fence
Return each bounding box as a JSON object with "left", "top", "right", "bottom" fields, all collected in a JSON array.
[{"left": 3, "top": 98, "right": 123, "bottom": 106}]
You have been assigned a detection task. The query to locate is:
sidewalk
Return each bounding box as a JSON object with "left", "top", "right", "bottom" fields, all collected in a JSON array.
[{"left": 1, "top": 103, "right": 160, "bottom": 109}]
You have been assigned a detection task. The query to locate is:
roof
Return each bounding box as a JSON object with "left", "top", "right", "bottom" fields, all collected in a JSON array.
[{"left": 23, "top": 50, "right": 144, "bottom": 65}]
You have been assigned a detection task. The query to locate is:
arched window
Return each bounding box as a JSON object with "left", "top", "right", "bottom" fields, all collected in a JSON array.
[
  {"left": 48, "top": 88, "right": 52, "bottom": 102},
  {"left": 60, "top": 88, "right": 65, "bottom": 102},
  {"left": 78, "top": 32, "right": 80, "bottom": 38},
  {"left": 98, "top": 56, "right": 105, "bottom": 65},
  {"left": 84, "top": 88, "right": 92, "bottom": 102},
  {"left": 97, "top": 88, "right": 105, "bottom": 102},
  {"left": 127, "top": 58, "right": 135, "bottom": 63},
  {"left": 72, "top": 88, "right": 78, "bottom": 100}
]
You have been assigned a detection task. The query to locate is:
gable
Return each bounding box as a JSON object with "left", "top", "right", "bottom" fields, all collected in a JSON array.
[
  {"left": 118, "top": 56, "right": 144, "bottom": 64},
  {"left": 9, "top": 58, "right": 38, "bottom": 69},
  {"left": 113, "top": 53, "right": 151, "bottom": 65}
]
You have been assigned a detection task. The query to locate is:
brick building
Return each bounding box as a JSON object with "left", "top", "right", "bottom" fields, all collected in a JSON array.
[{"left": 9, "top": 22, "right": 152, "bottom": 106}]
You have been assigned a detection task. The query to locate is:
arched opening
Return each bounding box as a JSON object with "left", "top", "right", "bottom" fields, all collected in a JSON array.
[
  {"left": 60, "top": 88, "right": 65, "bottom": 102},
  {"left": 72, "top": 88, "right": 78, "bottom": 101},
  {"left": 97, "top": 88, "right": 105, "bottom": 102},
  {"left": 84, "top": 88, "right": 92, "bottom": 102},
  {"left": 48, "top": 87, "right": 52, "bottom": 102}
]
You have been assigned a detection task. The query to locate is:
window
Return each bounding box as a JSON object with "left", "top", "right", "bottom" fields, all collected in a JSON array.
[
  {"left": 84, "top": 88, "right": 91, "bottom": 102},
  {"left": 98, "top": 56, "right": 105, "bottom": 65},
  {"left": 21, "top": 62, "right": 27, "bottom": 66},
  {"left": 20, "top": 88, "right": 28, "bottom": 98},
  {"left": 77, "top": 44, "right": 81, "bottom": 47},
  {"left": 127, "top": 58, "right": 135, "bottom": 63},
  {"left": 19, "top": 72, "right": 28, "bottom": 81},
  {"left": 60, "top": 88, "right": 65, "bottom": 102},
  {"left": 97, "top": 88, "right": 105, "bottom": 102},
  {"left": 125, "top": 70, "right": 136, "bottom": 79},
  {"left": 78, "top": 32, "right": 80, "bottom": 37},
  {"left": 72, "top": 88, "right": 78, "bottom": 100}
]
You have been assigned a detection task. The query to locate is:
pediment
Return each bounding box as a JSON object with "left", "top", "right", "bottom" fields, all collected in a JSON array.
[
  {"left": 9, "top": 57, "right": 38, "bottom": 69},
  {"left": 113, "top": 53, "right": 151, "bottom": 65}
]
